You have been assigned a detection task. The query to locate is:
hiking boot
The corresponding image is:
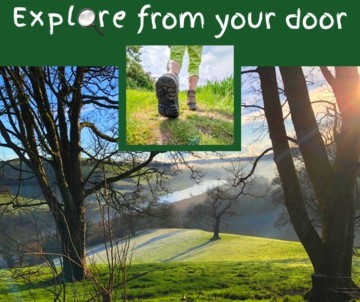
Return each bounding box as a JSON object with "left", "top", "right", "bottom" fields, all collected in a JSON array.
[
  {"left": 187, "top": 90, "right": 197, "bottom": 110},
  {"left": 156, "top": 73, "right": 179, "bottom": 118}
]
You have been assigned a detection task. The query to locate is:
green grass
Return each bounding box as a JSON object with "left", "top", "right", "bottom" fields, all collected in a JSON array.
[
  {"left": 122, "top": 229, "right": 308, "bottom": 264},
  {"left": 0, "top": 194, "right": 48, "bottom": 212},
  {"left": 126, "top": 77, "right": 234, "bottom": 146},
  {"left": 0, "top": 262, "right": 311, "bottom": 301},
  {"left": 2, "top": 229, "right": 360, "bottom": 301}
]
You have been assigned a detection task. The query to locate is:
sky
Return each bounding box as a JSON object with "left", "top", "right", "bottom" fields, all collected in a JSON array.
[
  {"left": 240, "top": 67, "right": 338, "bottom": 156},
  {"left": 0, "top": 66, "right": 341, "bottom": 160},
  {"left": 140, "top": 45, "right": 234, "bottom": 89}
]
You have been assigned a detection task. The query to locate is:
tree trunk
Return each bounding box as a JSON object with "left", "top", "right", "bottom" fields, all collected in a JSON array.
[
  {"left": 258, "top": 66, "right": 360, "bottom": 301},
  {"left": 307, "top": 273, "right": 356, "bottom": 302},
  {"left": 258, "top": 67, "right": 324, "bottom": 268},
  {"left": 211, "top": 217, "right": 221, "bottom": 241},
  {"left": 58, "top": 201, "right": 86, "bottom": 282},
  {"left": 0, "top": 67, "right": 153, "bottom": 285},
  {"left": 130, "top": 224, "right": 136, "bottom": 237},
  {"left": 102, "top": 291, "right": 112, "bottom": 302},
  {"left": 325, "top": 67, "right": 360, "bottom": 279},
  {"left": 279, "top": 67, "right": 356, "bottom": 276}
]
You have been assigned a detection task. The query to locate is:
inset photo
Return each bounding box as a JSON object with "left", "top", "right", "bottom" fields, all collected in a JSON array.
[{"left": 124, "top": 45, "right": 238, "bottom": 150}]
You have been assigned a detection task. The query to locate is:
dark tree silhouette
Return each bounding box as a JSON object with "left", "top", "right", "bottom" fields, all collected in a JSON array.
[
  {"left": 206, "top": 186, "right": 236, "bottom": 241},
  {"left": 184, "top": 185, "right": 236, "bottom": 241},
  {"left": 0, "top": 67, "right": 163, "bottom": 281},
  {"left": 255, "top": 66, "right": 360, "bottom": 301}
]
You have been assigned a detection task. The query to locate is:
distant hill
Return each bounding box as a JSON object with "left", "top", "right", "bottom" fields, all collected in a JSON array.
[
  {"left": 172, "top": 190, "right": 360, "bottom": 245},
  {"left": 172, "top": 190, "right": 300, "bottom": 241},
  {"left": 91, "top": 228, "right": 308, "bottom": 264}
]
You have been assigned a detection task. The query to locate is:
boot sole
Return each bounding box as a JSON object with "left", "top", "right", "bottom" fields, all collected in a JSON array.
[
  {"left": 188, "top": 104, "right": 197, "bottom": 111},
  {"left": 156, "top": 76, "right": 179, "bottom": 118}
]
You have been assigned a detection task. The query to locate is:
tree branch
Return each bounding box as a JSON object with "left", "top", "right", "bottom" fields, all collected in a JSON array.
[
  {"left": 84, "top": 152, "right": 160, "bottom": 196},
  {"left": 80, "top": 122, "right": 118, "bottom": 143},
  {"left": 241, "top": 69, "right": 258, "bottom": 75},
  {"left": 234, "top": 147, "right": 273, "bottom": 186},
  {"left": 320, "top": 67, "right": 336, "bottom": 89}
]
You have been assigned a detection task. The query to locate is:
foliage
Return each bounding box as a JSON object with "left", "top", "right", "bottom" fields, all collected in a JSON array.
[{"left": 126, "top": 46, "right": 155, "bottom": 91}]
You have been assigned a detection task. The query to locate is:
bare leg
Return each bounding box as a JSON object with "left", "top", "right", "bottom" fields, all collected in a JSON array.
[
  {"left": 167, "top": 60, "right": 181, "bottom": 75},
  {"left": 188, "top": 76, "right": 199, "bottom": 90}
]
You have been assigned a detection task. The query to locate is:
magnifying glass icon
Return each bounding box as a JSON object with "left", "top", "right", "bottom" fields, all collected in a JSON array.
[{"left": 78, "top": 8, "right": 104, "bottom": 36}]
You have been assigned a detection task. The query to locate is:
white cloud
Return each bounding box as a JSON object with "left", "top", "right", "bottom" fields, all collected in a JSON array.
[
  {"left": 140, "top": 45, "right": 233, "bottom": 90},
  {"left": 140, "top": 46, "right": 170, "bottom": 79}
]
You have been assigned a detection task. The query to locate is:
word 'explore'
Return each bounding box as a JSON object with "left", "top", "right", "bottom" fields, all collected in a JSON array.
[{"left": 13, "top": 6, "right": 126, "bottom": 35}]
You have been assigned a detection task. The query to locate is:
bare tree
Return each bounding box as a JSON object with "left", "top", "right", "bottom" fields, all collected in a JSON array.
[
  {"left": 86, "top": 185, "right": 134, "bottom": 302},
  {"left": 271, "top": 168, "right": 321, "bottom": 229},
  {"left": 0, "top": 67, "right": 165, "bottom": 281},
  {"left": 202, "top": 185, "right": 238, "bottom": 241},
  {"left": 251, "top": 66, "right": 360, "bottom": 301}
]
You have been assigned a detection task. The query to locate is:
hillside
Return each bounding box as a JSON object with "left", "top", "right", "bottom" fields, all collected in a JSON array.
[
  {"left": 4, "top": 229, "right": 360, "bottom": 301},
  {"left": 172, "top": 189, "right": 360, "bottom": 245},
  {"left": 91, "top": 228, "right": 308, "bottom": 264},
  {"left": 1, "top": 229, "right": 315, "bottom": 302},
  {"left": 173, "top": 190, "right": 300, "bottom": 241}
]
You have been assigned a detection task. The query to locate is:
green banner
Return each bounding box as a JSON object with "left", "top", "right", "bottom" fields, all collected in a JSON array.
[
  {"left": 1, "top": 0, "right": 358, "bottom": 151},
  {"left": 0, "top": 0, "right": 358, "bottom": 65}
]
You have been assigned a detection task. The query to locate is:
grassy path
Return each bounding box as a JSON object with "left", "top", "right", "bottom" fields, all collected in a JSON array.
[{"left": 126, "top": 79, "right": 234, "bottom": 146}]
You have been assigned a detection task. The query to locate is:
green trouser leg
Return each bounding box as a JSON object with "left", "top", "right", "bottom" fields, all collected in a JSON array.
[{"left": 170, "top": 45, "right": 203, "bottom": 77}]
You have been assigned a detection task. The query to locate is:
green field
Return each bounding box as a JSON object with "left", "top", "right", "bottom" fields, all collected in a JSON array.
[
  {"left": 2, "top": 229, "right": 360, "bottom": 301},
  {"left": 126, "top": 78, "right": 234, "bottom": 146}
]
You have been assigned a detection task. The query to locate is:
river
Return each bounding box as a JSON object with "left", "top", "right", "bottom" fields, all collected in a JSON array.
[{"left": 160, "top": 157, "right": 276, "bottom": 203}]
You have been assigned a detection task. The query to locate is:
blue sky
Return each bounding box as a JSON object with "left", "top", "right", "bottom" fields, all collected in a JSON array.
[
  {"left": 140, "top": 45, "right": 234, "bottom": 89},
  {"left": 240, "top": 67, "right": 341, "bottom": 156}
]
